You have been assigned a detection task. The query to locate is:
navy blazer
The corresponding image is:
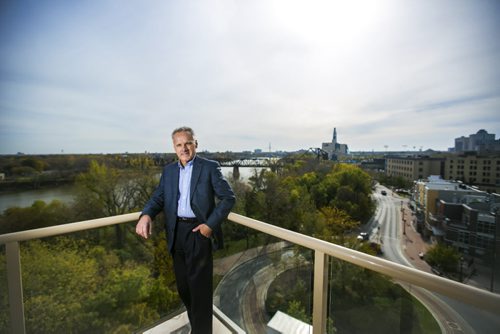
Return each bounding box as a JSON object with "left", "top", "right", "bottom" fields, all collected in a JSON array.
[{"left": 141, "top": 156, "right": 236, "bottom": 253}]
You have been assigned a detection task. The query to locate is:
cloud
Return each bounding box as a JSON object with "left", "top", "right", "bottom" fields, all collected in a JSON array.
[{"left": 1, "top": 0, "right": 499, "bottom": 154}]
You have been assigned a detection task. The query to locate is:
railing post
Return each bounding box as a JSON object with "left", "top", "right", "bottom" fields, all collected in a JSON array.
[
  {"left": 6, "top": 242, "right": 26, "bottom": 334},
  {"left": 313, "top": 251, "right": 328, "bottom": 334}
]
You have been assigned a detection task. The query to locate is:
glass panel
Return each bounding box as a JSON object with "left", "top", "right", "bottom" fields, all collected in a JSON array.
[
  {"left": 325, "top": 257, "right": 439, "bottom": 333},
  {"left": 435, "top": 292, "right": 500, "bottom": 333},
  {"left": 324, "top": 255, "right": 499, "bottom": 334},
  {"left": 16, "top": 222, "right": 183, "bottom": 333},
  {"left": 214, "top": 224, "right": 313, "bottom": 333},
  {"left": 0, "top": 244, "right": 9, "bottom": 332},
  {"left": 5, "top": 218, "right": 497, "bottom": 333}
]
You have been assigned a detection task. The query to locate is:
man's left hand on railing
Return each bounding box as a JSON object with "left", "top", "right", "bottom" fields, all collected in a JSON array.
[{"left": 136, "top": 214, "right": 153, "bottom": 239}]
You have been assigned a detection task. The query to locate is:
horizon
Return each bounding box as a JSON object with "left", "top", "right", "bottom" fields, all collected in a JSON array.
[{"left": 0, "top": 145, "right": 481, "bottom": 156}]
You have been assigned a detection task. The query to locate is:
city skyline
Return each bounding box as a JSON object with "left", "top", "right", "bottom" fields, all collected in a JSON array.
[{"left": 1, "top": 0, "right": 499, "bottom": 154}]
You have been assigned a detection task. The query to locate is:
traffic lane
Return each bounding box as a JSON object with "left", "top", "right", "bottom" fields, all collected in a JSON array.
[{"left": 379, "top": 193, "right": 474, "bottom": 334}]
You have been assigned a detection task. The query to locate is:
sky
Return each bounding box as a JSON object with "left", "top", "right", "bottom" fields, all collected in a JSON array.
[{"left": 0, "top": 0, "right": 499, "bottom": 154}]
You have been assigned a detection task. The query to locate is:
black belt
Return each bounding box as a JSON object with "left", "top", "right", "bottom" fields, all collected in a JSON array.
[{"left": 177, "top": 217, "right": 198, "bottom": 223}]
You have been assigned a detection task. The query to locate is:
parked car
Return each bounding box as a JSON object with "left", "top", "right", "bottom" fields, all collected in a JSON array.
[{"left": 357, "top": 232, "right": 369, "bottom": 241}]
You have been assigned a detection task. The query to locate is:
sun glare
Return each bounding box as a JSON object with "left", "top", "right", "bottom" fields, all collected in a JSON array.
[{"left": 270, "top": 0, "right": 384, "bottom": 46}]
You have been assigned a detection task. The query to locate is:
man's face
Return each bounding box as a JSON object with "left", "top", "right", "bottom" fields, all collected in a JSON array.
[{"left": 173, "top": 131, "right": 197, "bottom": 166}]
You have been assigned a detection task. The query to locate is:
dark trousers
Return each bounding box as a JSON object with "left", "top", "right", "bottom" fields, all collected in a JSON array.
[{"left": 173, "top": 220, "right": 213, "bottom": 334}]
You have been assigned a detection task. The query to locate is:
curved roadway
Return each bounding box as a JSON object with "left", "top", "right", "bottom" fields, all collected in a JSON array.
[{"left": 375, "top": 185, "right": 500, "bottom": 334}]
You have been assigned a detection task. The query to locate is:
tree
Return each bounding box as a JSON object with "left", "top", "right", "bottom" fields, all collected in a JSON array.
[
  {"left": 0, "top": 200, "right": 73, "bottom": 234},
  {"left": 21, "top": 240, "right": 100, "bottom": 333},
  {"left": 316, "top": 207, "right": 359, "bottom": 243},
  {"left": 10, "top": 166, "right": 38, "bottom": 177},
  {"left": 73, "top": 161, "right": 151, "bottom": 248},
  {"left": 74, "top": 161, "right": 136, "bottom": 217},
  {"left": 326, "top": 164, "right": 374, "bottom": 223},
  {"left": 425, "top": 244, "right": 460, "bottom": 276},
  {"left": 287, "top": 300, "right": 310, "bottom": 324},
  {"left": 21, "top": 158, "right": 47, "bottom": 172},
  {"left": 12, "top": 239, "right": 167, "bottom": 333}
]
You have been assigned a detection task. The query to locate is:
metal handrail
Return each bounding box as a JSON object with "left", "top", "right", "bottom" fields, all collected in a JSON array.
[
  {"left": 1, "top": 211, "right": 499, "bottom": 334},
  {"left": 0, "top": 212, "right": 140, "bottom": 244},
  {"left": 228, "top": 213, "right": 500, "bottom": 314}
]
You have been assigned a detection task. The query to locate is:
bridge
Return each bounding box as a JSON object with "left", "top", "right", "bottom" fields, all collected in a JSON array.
[
  {"left": 147, "top": 148, "right": 328, "bottom": 177},
  {"left": 218, "top": 158, "right": 285, "bottom": 179}
]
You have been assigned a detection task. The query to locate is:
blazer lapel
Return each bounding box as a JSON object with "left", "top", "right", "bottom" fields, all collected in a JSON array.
[
  {"left": 170, "top": 163, "right": 180, "bottom": 202},
  {"left": 190, "top": 157, "right": 202, "bottom": 198}
]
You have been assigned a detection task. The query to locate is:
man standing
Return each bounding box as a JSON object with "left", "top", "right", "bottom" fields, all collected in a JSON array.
[{"left": 136, "top": 127, "right": 235, "bottom": 333}]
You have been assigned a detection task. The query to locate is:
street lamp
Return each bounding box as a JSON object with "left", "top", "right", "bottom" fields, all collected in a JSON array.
[
  {"left": 401, "top": 201, "right": 406, "bottom": 235},
  {"left": 459, "top": 256, "right": 464, "bottom": 283},
  {"left": 491, "top": 207, "right": 499, "bottom": 292}
]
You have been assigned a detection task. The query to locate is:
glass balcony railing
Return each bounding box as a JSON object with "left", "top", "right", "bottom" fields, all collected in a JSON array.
[{"left": 1, "top": 212, "right": 499, "bottom": 333}]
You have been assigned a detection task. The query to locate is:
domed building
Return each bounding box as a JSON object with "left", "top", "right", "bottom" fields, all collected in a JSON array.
[{"left": 454, "top": 129, "right": 500, "bottom": 152}]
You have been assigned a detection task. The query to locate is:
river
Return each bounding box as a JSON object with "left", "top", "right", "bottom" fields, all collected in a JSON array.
[
  {"left": 0, "top": 167, "right": 261, "bottom": 213},
  {"left": 0, "top": 184, "right": 77, "bottom": 213}
]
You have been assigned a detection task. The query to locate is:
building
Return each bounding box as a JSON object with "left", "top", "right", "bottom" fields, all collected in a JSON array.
[
  {"left": 435, "top": 196, "right": 499, "bottom": 262},
  {"left": 359, "top": 158, "right": 385, "bottom": 172},
  {"left": 453, "top": 129, "right": 500, "bottom": 153},
  {"left": 321, "top": 128, "right": 348, "bottom": 160},
  {"left": 412, "top": 177, "right": 499, "bottom": 263},
  {"left": 386, "top": 156, "right": 444, "bottom": 182},
  {"left": 445, "top": 152, "right": 500, "bottom": 194},
  {"left": 413, "top": 177, "right": 475, "bottom": 238}
]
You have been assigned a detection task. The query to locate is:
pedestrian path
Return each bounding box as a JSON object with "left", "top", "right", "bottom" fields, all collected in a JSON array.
[{"left": 399, "top": 199, "right": 432, "bottom": 273}]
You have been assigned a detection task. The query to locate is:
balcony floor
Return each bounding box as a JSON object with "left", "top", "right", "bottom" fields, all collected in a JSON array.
[{"left": 142, "top": 309, "right": 237, "bottom": 334}]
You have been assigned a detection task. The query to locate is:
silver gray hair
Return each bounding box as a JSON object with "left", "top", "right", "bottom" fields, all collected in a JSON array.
[{"left": 171, "top": 126, "right": 195, "bottom": 139}]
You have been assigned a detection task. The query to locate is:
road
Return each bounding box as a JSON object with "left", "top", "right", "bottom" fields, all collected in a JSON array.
[
  {"left": 374, "top": 185, "right": 500, "bottom": 334},
  {"left": 215, "top": 251, "right": 273, "bottom": 331},
  {"left": 214, "top": 245, "right": 300, "bottom": 333}
]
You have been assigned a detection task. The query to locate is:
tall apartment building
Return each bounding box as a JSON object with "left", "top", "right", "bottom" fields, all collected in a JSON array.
[
  {"left": 445, "top": 152, "right": 500, "bottom": 193},
  {"left": 386, "top": 156, "right": 444, "bottom": 181},
  {"left": 454, "top": 129, "right": 500, "bottom": 153}
]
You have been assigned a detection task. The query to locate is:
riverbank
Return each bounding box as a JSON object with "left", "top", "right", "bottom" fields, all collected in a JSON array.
[
  {"left": 0, "top": 183, "right": 77, "bottom": 213},
  {"left": 0, "top": 178, "right": 75, "bottom": 192}
]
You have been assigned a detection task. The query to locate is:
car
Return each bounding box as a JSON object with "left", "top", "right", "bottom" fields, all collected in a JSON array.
[
  {"left": 357, "top": 232, "right": 369, "bottom": 241},
  {"left": 381, "top": 190, "right": 387, "bottom": 196}
]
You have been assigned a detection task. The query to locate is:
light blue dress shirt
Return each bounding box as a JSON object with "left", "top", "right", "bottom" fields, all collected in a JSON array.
[{"left": 177, "top": 159, "right": 196, "bottom": 218}]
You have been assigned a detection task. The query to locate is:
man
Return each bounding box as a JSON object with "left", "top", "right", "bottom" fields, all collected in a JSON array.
[{"left": 136, "top": 126, "right": 235, "bottom": 333}]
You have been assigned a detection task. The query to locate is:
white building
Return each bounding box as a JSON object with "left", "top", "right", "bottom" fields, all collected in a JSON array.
[{"left": 322, "top": 128, "right": 348, "bottom": 160}]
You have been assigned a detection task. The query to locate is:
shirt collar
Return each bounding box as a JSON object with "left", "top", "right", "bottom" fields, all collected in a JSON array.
[{"left": 178, "top": 156, "right": 195, "bottom": 169}]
